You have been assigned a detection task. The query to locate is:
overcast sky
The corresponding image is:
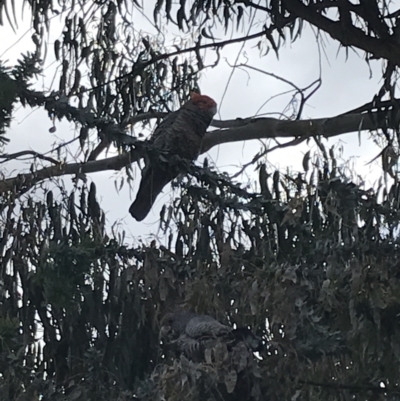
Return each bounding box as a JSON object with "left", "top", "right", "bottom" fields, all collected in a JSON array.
[{"left": 0, "top": 1, "right": 387, "bottom": 242}]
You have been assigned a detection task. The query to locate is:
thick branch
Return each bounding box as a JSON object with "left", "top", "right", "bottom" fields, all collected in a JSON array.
[
  {"left": 282, "top": 0, "right": 400, "bottom": 65},
  {"left": 1, "top": 109, "right": 398, "bottom": 195},
  {"left": 0, "top": 152, "right": 136, "bottom": 194},
  {"left": 201, "top": 110, "right": 399, "bottom": 152}
]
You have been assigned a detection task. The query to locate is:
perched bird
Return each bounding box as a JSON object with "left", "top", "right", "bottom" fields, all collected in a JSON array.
[
  {"left": 129, "top": 93, "right": 217, "bottom": 221},
  {"left": 160, "top": 311, "right": 263, "bottom": 360}
]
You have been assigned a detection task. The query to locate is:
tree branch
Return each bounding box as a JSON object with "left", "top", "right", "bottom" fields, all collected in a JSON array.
[
  {"left": 200, "top": 109, "right": 400, "bottom": 152},
  {"left": 0, "top": 150, "right": 60, "bottom": 165},
  {"left": 0, "top": 152, "right": 136, "bottom": 194},
  {"left": 87, "top": 112, "right": 167, "bottom": 161},
  {"left": 92, "top": 29, "right": 271, "bottom": 94},
  {"left": 282, "top": 0, "right": 400, "bottom": 65},
  {"left": 1, "top": 107, "right": 399, "bottom": 196}
]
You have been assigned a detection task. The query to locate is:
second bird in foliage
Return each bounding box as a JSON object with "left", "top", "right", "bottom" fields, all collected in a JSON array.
[{"left": 160, "top": 311, "right": 263, "bottom": 360}]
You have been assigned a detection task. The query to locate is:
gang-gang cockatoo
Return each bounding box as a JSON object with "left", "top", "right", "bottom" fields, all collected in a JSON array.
[{"left": 129, "top": 93, "right": 217, "bottom": 221}]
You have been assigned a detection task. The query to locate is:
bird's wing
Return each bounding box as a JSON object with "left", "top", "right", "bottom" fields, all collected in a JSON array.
[
  {"left": 185, "top": 315, "right": 232, "bottom": 338},
  {"left": 175, "top": 334, "right": 201, "bottom": 355},
  {"left": 149, "top": 110, "right": 181, "bottom": 152}
]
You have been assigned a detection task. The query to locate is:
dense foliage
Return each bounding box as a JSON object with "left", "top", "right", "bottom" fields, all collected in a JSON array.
[
  {"left": 2, "top": 159, "right": 400, "bottom": 400},
  {"left": 1, "top": 1, "right": 400, "bottom": 400}
]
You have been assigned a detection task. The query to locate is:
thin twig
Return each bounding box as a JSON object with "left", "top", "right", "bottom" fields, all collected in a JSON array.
[
  {"left": 0, "top": 150, "right": 60, "bottom": 165},
  {"left": 231, "top": 137, "right": 306, "bottom": 178}
]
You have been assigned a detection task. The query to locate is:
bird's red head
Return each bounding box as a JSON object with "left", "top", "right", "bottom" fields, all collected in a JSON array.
[{"left": 190, "top": 92, "right": 217, "bottom": 114}]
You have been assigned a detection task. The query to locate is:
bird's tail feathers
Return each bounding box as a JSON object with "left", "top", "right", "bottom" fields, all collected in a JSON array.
[{"left": 129, "top": 167, "right": 171, "bottom": 221}]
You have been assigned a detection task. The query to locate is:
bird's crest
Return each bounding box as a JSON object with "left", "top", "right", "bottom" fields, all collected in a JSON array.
[{"left": 190, "top": 92, "right": 217, "bottom": 111}]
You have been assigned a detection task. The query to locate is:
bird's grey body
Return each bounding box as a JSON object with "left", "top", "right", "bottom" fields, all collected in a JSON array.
[
  {"left": 129, "top": 93, "right": 217, "bottom": 221},
  {"left": 160, "top": 311, "right": 262, "bottom": 360}
]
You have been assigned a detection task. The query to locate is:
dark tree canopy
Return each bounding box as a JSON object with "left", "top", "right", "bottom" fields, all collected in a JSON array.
[{"left": 1, "top": 1, "right": 400, "bottom": 400}]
